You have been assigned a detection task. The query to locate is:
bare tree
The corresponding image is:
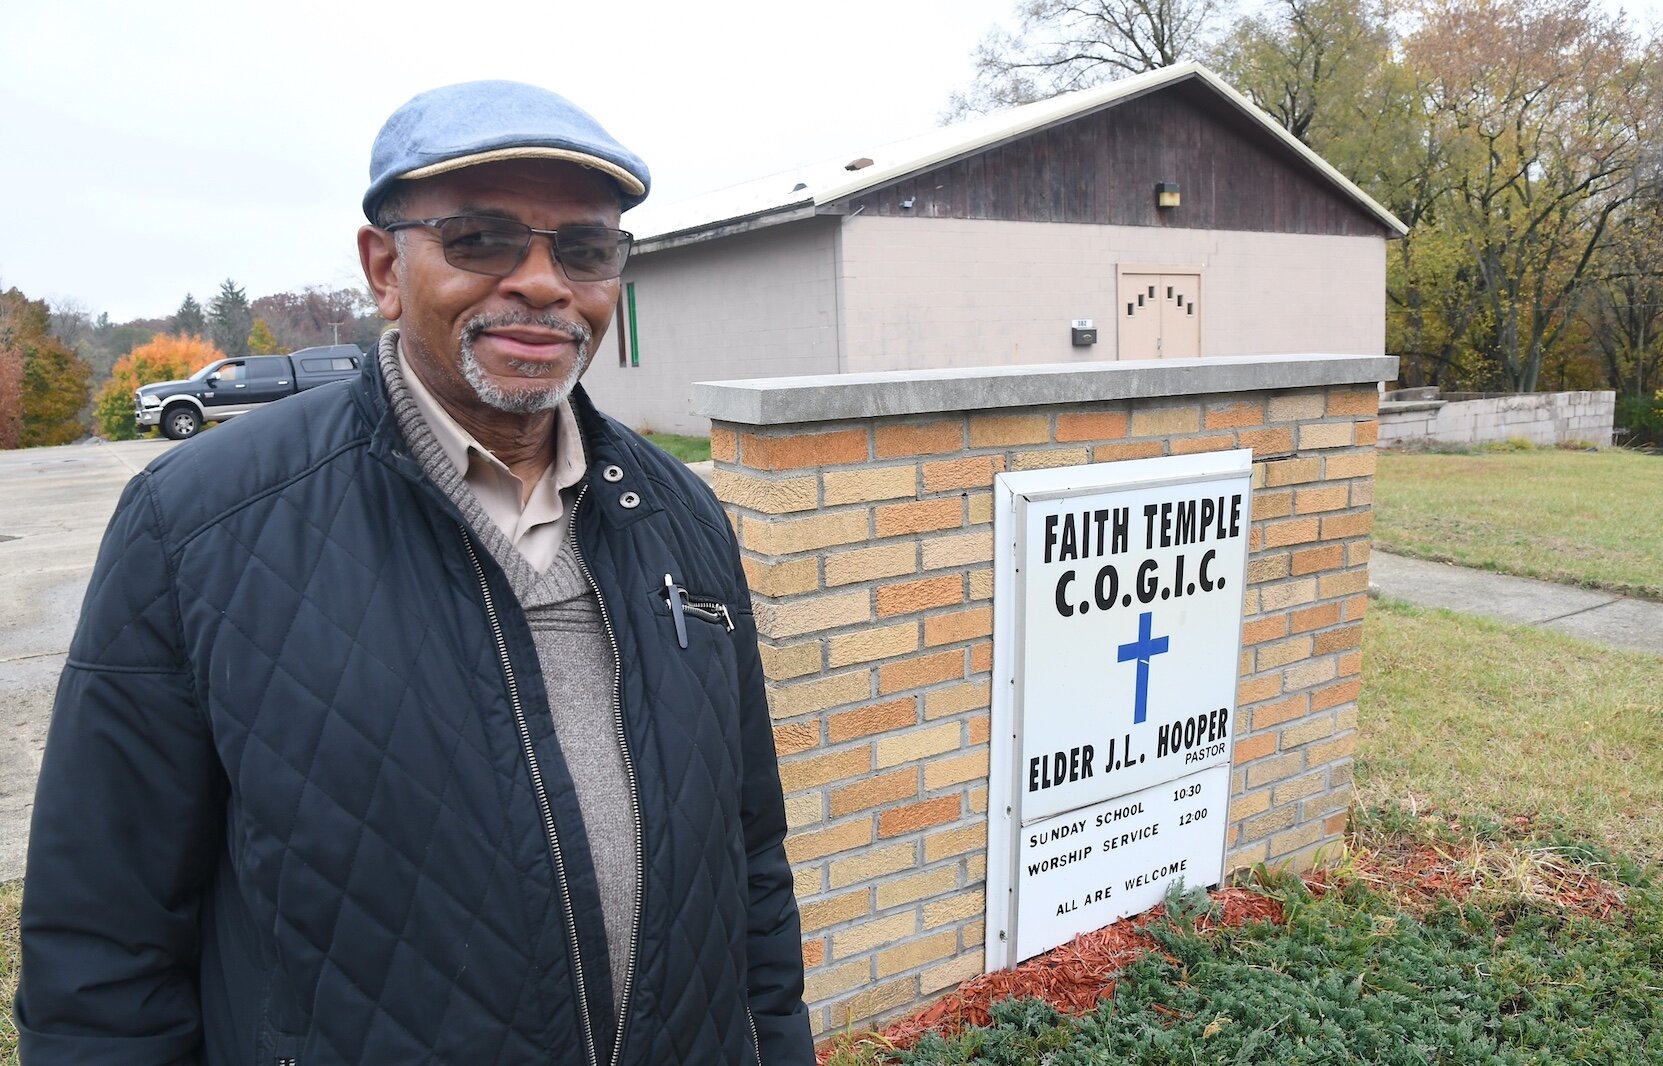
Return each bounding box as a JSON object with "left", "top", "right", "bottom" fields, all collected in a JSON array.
[
  {"left": 48, "top": 297, "right": 95, "bottom": 353},
  {"left": 1581, "top": 79, "right": 1663, "bottom": 399},
  {"left": 1584, "top": 227, "right": 1663, "bottom": 398},
  {"left": 251, "top": 285, "right": 378, "bottom": 352},
  {"left": 946, "top": 0, "right": 1229, "bottom": 118}
]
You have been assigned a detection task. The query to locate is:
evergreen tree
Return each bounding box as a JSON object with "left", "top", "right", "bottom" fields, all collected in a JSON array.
[
  {"left": 207, "top": 280, "right": 252, "bottom": 358},
  {"left": 172, "top": 293, "right": 207, "bottom": 337}
]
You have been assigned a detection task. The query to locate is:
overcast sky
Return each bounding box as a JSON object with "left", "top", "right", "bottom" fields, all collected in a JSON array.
[
  {"left": 3, "top": 0, "right": 1658, "bottom": 324},
  {"left": 0, "top": 0, "right": 1016, "bottom": 322}
]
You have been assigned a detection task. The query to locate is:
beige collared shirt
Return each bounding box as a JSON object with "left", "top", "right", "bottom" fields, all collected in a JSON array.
[{"left": 398, "top": 344, "right": 587, "bottom": 572}]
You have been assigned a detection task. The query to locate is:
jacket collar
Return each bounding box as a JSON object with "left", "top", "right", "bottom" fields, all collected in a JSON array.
[{"left": 353, "top": 330, "right": 661, "bottom": 527}]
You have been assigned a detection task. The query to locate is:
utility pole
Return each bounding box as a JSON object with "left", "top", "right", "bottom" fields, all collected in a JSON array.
[{"left": 327, "top": 318, "right": 350, "bottom": 345}]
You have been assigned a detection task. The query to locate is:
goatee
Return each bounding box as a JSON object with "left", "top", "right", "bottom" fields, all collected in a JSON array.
[{"left": 458, "top": 312, "right": 593, "bottom": 413}]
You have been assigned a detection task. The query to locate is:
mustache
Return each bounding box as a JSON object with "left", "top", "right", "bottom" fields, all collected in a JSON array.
[{"left": 461, "top": 311, "right": 593, "bottom": 348}]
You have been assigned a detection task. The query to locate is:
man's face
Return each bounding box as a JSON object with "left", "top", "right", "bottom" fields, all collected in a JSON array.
[{"left": 362, "top": 159, "right": 623, "bottom": 424}]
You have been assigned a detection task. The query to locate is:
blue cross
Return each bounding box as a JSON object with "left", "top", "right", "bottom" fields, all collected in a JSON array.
[{"left": 1116, "top": 611, "right": 1170, "bottom": 724}]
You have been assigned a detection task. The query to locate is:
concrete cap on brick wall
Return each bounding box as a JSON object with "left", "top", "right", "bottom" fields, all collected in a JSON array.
[{"left": 691, "top": 354, "right": 1399, "bottom": 427}]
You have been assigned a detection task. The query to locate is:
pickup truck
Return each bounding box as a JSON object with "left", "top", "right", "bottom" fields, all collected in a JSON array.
[{"left": 135, "top": 345, "right": 365, "bottom": 439}]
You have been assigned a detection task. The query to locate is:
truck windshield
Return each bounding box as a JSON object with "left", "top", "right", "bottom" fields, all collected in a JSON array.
[{"left": 189, "top": 363, "right": 222, "bottom": 381}]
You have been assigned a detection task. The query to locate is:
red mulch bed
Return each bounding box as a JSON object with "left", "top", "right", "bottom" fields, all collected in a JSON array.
[{"left": 816, "top": 888, "right": 1282, "bottom": 1061}]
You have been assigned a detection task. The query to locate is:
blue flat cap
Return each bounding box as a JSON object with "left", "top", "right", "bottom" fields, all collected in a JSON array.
[{"left": 364, "top": 81, "right": 651, "bottom": 219}]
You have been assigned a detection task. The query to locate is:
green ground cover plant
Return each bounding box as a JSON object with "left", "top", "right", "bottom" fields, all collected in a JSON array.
[
  {"left": 826, "top": 810, "right": 1662, "bottom": 1065},
  {"left": 1615, "top": 395, "right": 1663, "bottom": 448},
  {"left": 642, "top": 432, "right": 711, "bottom": 463},
  {"left": 888, "top": 850, "right": 1661, "bottom": 1065},
  {"left": 1373, "top": 447, "right": 1663, "bottom": 599}
]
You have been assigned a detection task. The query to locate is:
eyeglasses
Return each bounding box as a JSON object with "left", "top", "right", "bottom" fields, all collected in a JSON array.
[{"left": 383, "top": 215, "right": 634, "bottom": 281}]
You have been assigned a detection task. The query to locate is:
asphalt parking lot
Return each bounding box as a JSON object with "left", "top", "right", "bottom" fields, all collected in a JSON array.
[{"left": 0, "top": 436, "right": 178, "bottom": 881}]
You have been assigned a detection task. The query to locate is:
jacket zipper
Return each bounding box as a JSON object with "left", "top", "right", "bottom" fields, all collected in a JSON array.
[
  {"left": 662, "top": 582, "right": 735, "bottom": 632},
  {"left": 459, "top": 528, "right": 600, "bottom": 1066},
  {"left": 569, "top": 484, "right": 646, "bottom": 1066},
  {"left": 747, "top": 1003, "right": 762, "bottom": 1064},
  {"left": 685, "top": 598, "right": 735, "bottom": 631}
]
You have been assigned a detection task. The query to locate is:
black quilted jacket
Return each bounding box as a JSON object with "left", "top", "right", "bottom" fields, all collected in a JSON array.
[{"left": 17, "top": 359, "right": 814, "bottom": 1065}]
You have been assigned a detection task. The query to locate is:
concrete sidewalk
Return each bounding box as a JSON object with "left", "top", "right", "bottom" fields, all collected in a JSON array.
[{"left": 1370, "top": 551, "right": 1663, "bottom": 657}]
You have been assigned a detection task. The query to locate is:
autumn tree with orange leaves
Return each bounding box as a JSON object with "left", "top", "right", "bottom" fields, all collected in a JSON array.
[
  {"left": 1, "top": 286, "right": 94, "bottom": 448},
  {"left": 92, "top": 333, "right": 225, "bottom": 441}
]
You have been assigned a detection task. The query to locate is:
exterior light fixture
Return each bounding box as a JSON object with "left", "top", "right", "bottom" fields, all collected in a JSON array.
[{"left": 1156, "top": 182, "right": 1181, "bottom": 209}]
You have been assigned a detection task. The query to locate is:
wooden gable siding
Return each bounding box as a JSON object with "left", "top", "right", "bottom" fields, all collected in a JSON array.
[{"left": 840, "top": 81, "right": 1390, "bottom": 237}]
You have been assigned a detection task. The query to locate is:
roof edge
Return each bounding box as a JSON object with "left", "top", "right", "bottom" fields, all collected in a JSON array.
[
  {"left": 807, "top": 64, "right": 1188, "bottom": 209},
  {"left": 633, "top": 201, "right": 817, "bottom": 255},
  {"left": 810, "top": 63, "right": 1405, "bottom": 237},
  {"left": 1184, "top": 66, "right": 1407, "bottom": 237},
  {"left": 641, "top": 62, "right": 1407, "bottom": 251}
]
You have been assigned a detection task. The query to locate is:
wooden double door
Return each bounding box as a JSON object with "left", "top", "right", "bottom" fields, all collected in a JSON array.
[{"left": 1118, "top": 272, "right": 1199, "bottom": 360}]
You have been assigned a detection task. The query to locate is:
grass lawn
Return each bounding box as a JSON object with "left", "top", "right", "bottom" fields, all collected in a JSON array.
[
  {"left": 1374, "top": 447, "right": 1663, "bottom": 600},
  {"left": 0, "top": 880, "right": 15, "bottom": 1062},
  {"left": 1357, "top": 598, "right": 1663, "bottom": 862},
  {"left": 642, "top": 432, "right": 711, "bottom": 464}
]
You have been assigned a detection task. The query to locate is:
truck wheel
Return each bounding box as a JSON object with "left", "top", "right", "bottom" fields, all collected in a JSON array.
[{"left": 162, "top": 406, "right": 201, "bottom": 440}]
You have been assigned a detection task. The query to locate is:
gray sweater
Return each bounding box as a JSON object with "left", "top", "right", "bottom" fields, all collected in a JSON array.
[{"left": 381, "top": 349, "right": 637, "bottom": 1013}]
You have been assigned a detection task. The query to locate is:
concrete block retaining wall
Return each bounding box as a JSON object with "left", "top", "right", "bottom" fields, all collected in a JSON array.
[
  {"left": 692, "top": 353, "right": 1396, "bottom": 1035},
  {"left": 1378, "top": 390, "right": 1614, "bottom": 448}
]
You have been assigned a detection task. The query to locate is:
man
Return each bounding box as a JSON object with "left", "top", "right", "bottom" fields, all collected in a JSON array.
[{"left": 17, "top": 81, "right": 815, "bottom": 1065}]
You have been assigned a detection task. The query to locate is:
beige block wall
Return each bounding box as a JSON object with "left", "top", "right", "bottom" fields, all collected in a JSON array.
[
  {"left": 583, "top": 216, "right": 842, "bottom": 434},
  {"left": 1378, "top": 391, "right": 1616, "bottom": 448},
  {"left": 710, "top": 380, "right": 1382, "bottom": 1036},
  {"left": 836, "top": 216, "right": 1386, "bottom": 371}
]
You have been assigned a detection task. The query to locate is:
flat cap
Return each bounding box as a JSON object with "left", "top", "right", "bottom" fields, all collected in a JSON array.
[{"left": 364, "top": 80, "right": 650, "bottom": 219}]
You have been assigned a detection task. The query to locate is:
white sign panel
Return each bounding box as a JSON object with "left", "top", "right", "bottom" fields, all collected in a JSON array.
[
  {"left": 1015, "top": 765, "right": 1230, "bottom": 951},
  {"left": 986, "top": 451, "right": 1252, "bottom": 967}
]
